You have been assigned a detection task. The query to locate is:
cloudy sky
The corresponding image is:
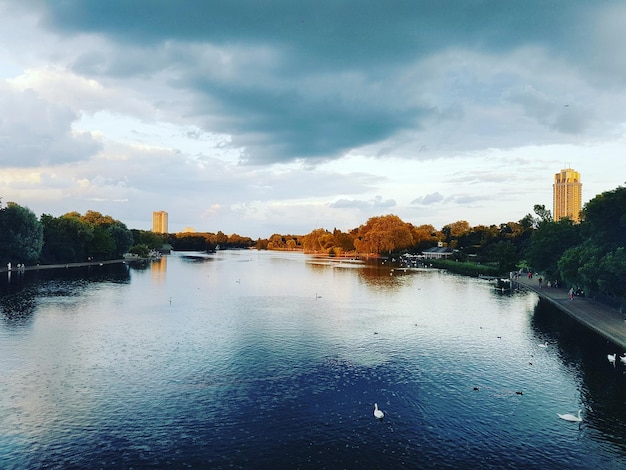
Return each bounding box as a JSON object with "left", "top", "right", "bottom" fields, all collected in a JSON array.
[{"left": 1, "top": 1, "right": 625, "bottom": 238}]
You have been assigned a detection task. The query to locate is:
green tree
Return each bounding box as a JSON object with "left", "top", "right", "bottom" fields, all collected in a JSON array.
[
  {"left": 86, "top": 225, "right": 116, "bottom": 260},
  {"left": 580, "top": 186, "right": 626, "bottom": 248},
  {"left": 491, "top": 240, "right": 518, "bottom": 273},
  {"left": 81, "top": 210, "right": 116, "bottom": 228},
  {"left": 526, "top": 218, "right": 580, "bottom": 280},
  {"left": 131, "top": 229, "right": 166, "bottom": 250},
  {"left": 108, "top": 223, "right": 134, "bottom": 257},
  {"left": 532, "top": 204, "right": 553, "bottom": 228},
  {"left": 40, "top": 213, "right": 94, "bottom": 263},
  {"left": 128, "top": 243, "right": 151, "bottom": 258},
  {"left": 558, "top": 186, "right": 626, "bottom": 306},
  {"left": 71, "top": 211, "right": 133, "bottom": 259},
  {"left": 0, "top": 202, "right": 44, "bottom": 265}
]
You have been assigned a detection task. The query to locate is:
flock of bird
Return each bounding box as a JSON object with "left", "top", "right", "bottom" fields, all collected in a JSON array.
[
  {"left": 372, "top": 341, "right": 588, "bottom": 424},
  {"left": 371, "top": 342, "right": 606, "bottom": 425}
]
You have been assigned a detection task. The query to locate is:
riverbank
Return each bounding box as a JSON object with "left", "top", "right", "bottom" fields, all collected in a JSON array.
[
  {"left": 513, "top": 276, "right": 626, "bottom": 351},
  {"left": 0, "top": 259, "right": 128, "bottom": 273}
]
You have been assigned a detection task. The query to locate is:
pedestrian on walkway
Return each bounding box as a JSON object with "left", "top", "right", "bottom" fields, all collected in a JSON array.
[
  {"left": 538, "top": 277, "right": 543, "bottom": 288},
  {"left": 569, "top": 287, "right": 574, "bottom": 300}
]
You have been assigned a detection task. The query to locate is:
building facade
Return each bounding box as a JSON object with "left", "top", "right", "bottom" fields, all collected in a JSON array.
[
  {"left": 553, "top": 168, "right": 582, "bottom": 222},
  {"left": 152, "top": 211, "right": 168, "bottom": 233}
]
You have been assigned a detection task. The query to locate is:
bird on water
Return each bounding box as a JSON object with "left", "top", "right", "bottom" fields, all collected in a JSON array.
[
  {"left": 373, "top": 403, "right": 384, "bottom": 420},
  {"left": 558, "top": 409, "right": 583, "bottom": 422}
]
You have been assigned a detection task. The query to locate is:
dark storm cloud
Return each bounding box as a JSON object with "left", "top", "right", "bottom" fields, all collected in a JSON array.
[
  {"left": 15, "top": 1, "right": 612, "bottom": 165},
  {"left": 30, "top": 1, "right": 583, "bottom": 61}
]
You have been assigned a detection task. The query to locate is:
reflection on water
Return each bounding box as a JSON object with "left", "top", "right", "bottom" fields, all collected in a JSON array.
[
  {"left": 532, "top": 299, "right": 626, "bottom": 444},
  {"left": 150, "top": 256, "right": 167, "bottom": 284},
  {"left": 0, "top": 263, "right": 130, "bottom": 327},
  {"left": 1, "top": 251, "right": 626, "bottom": 469}
]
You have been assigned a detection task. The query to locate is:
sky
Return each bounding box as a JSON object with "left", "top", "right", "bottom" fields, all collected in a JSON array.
[{"left": 1, "top": 1, "right": 625, "bottom": 239}]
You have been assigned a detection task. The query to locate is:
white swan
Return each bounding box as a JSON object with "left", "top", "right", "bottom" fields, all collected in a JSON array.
[
  {"left": 538, "top": 341, "right": 548, "bottom": 348},
  {"left": 557, "top": 409, "right": 582, "bottom": 422},
  {"left": 620, "top": 354, "right": 626, "bottom": 365},
  {"left": 373, "top": 403, "right": 384, "bottom": 419},
  {"left": 608, "top": 353, "right": 616, "bottom": 365}
]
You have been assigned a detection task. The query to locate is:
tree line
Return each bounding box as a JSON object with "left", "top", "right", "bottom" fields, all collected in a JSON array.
[
  {"left": 1, "top": 184, "right": 624, "bottom": 308},
  {"left": 281, "top": 185, "right": 626, "bottom": 309},
  {"left": 0, "top": 203, "right": 257, "bottom": 265}
]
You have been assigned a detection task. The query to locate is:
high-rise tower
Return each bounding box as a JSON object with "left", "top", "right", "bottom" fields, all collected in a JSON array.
[
  {"left": 553, "top": 168, "right": 582, "bottom": 222},
  {"left": 152, "top": 211, "right": 168, "bottom": 233}
]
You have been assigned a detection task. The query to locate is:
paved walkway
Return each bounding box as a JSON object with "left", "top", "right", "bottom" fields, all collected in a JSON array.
[
  {"left": 0, "top": 259, "right": 127, "bottom": 273},
  {"left": 513, "top": 276, "right": 626, "bottom": 350}
]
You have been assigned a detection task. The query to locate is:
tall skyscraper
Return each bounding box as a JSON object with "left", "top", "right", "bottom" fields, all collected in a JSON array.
[
  {"left": 553, "top": 168, "right": 582, "bottom": 223},
  {"left": 152, "top": 211, "right": 168, "bottom": 233}
]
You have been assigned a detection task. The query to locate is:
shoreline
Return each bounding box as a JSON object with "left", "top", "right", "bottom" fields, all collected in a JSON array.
[
  {"left": 513, "top": 276, "right": 626, "bottom": 350},
  {"left": 0, "top": 259, "right": 130, "bottom": 274}
]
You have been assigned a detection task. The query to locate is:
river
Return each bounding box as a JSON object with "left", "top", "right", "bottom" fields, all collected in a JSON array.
[{"left": 1, "top": 250, "right": 626, "bottom": 469}]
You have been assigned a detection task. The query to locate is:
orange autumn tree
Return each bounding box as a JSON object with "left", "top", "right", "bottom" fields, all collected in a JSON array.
[{"left": 353, "top": 214, "right": 415, "bottom": 255}]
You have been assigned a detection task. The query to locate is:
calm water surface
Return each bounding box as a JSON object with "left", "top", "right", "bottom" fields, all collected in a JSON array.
[{"left": 2, "top": 250, "right": 626, "bottom": 469}]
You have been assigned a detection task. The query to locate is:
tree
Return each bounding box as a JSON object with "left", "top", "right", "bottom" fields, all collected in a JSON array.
[
  {"left": 131, "top": 229, "right": 166, "bottom": 250},
  {"left": 302, "top": 228, "right": 331, "bottom": 252},
  {"left": 226, "top": 233, "right": 254, "bottom": 248},
  {"left": 108, "top": 223, "right": 134, "bottom": 257},
  {"left": 68, "top": 211, "right": 134, "bottom": 259},
  {"left": 267, "top": 234, "right": 286, "bottom": 250},
  {"left": 81, "top": 210, "right": 116, "bottom": 228},
  {"left": 215, "top": 231, "right": 228, "bottom": 246},
  {"left": 441, "top": 220, "right": 471, "bottom": 242},
  {"left": 354, "top": 215, "right": 414, "bottom": 254},
  {"left": 40, "top": 213, "right": 94, "bottom": 263},
  {"left": 491, "top": 240, "right": 518, "bottom": 273},
  {"left": 557, "top": 186, "right": 626, "bottom": 306},
  {"left": 531, "top": 204, "right": 553, "bottom": 228},
  {"left": 526, "top": 218, "right": 580, "bottom": 280},
  {"left": 86, "top": 225, "right": 116, "bottom": 260},
  {"left": 410, "top": 224, "right": 438, "bottom": 250},
  {"left": 580, "top": 185, "right": 626, "bottom": 248},
  {"left": 0, "top": 202, "right": 44, "bottom": 265},
  {"left": 333, "top": 229, "right": 355, "bottom": 253}
]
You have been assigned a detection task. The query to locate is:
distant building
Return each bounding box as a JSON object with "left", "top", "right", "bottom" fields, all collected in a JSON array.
[
  {"left": 553, "top": 168, "right": 582, "bottom": 222},
  {"left": 152, "top": 211, "right": 168, "bottom": 233},
  {"left": 182, "top": 227, "right": 196, "bottom": 233},
  {"left": 422, "top": 241, "right": 454, "bottom": 259}
]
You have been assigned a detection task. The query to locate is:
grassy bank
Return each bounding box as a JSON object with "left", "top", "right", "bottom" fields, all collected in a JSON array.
[{"left": 427, "top": 259, "right": 503, "bottom": 277}]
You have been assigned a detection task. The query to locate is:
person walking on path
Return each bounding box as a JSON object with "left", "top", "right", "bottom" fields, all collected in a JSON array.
[{"left": 569, "top": 287, "right": 574, "bottom": 300}]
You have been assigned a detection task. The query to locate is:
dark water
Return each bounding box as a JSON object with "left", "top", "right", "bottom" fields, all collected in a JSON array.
[{"left": 2, "top": 251, "right": 626, "bottom": 469}]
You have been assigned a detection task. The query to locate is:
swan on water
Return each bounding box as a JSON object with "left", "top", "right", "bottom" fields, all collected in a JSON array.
[
  {"left": 608, "top": 353, "right": 616, "bottom": 365},
  {"left": 620, "top": 354, "right": 626, "bottom": 365},
  {"left": 557, "top": 409, "right": 583, "bottom": 422},
  {"left": 373, "top": 403, "right": 384, "bottom": 419},
  {"left": 538, "top": 341, "right": 548, "bottom": 348}
]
